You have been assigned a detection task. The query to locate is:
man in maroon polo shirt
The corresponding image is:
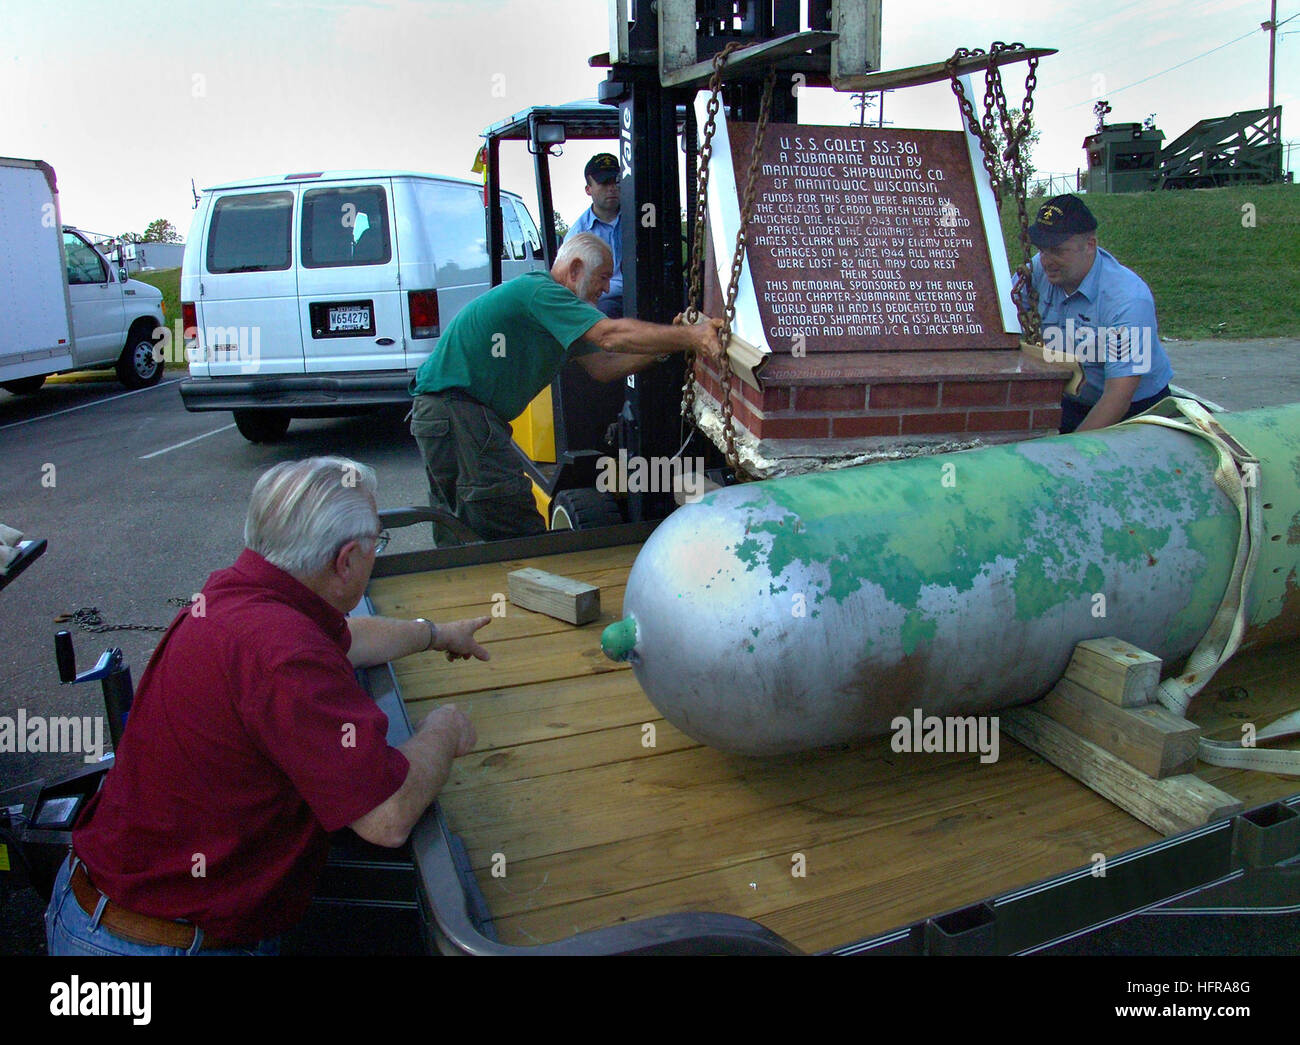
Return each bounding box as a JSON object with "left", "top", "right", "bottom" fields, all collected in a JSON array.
[{"left": 45, "top": 456, "right": 489, "bottom": 955}]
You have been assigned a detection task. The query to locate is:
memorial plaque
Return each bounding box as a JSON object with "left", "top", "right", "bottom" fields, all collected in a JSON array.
[{"left": 726, "top": 122, "right": 1019, "bottom": 354}]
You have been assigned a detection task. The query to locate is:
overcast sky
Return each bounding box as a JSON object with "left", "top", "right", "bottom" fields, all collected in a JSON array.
[{"left": 3, "top": 0, "right": 1293, "bottom": 239}]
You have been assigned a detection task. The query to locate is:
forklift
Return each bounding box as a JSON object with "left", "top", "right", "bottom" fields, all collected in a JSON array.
[{"left": 479, "top": 0, "right": 882, "bottom": 532}]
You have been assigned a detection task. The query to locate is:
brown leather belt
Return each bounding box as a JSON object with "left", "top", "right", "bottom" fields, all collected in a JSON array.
[{"left": 70, "top": 859, "right": 236, "bottom": 952}]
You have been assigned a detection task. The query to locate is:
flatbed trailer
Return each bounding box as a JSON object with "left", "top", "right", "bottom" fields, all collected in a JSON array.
[{"left": 358, "top": 524, "right": 1300, "bottom": 955}]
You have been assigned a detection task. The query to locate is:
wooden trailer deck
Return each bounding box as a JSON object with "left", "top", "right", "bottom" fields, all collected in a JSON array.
[{"left": 368, "top": 540, "right": 1300, "bottom": 954}]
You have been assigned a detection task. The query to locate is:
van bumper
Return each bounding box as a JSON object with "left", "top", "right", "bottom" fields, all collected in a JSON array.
[{"left": 180, "top": 373, "right": 413, "bottom": 415}]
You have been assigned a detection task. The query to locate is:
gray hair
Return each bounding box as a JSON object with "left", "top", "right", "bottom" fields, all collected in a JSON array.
[
  {"left": 245, "top": 456, "right": 379, "bottom": 577},
  {"left": 556, "top": 231, "right": 611, "bottom": 272}
]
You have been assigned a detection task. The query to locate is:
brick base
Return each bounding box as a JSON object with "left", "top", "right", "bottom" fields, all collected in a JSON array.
[{"left": 695, "top": 350, "right": 1073, "bottom": 442}]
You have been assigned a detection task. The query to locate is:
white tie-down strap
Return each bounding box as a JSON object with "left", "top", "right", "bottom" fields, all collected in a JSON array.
[
  {"left": 1122, "top": 399, "right": 1300, "bottom": 775},
  {"left": 1195, "top": 710, "right": 1300, "bottom": 775}
]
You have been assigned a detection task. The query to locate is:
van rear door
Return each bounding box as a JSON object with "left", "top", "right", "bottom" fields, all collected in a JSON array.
[
  {"left": 198, "top": 187, "right": 303, "bottom": 376},
  {"left": 296, "top": 178, "right": 404, "bottom": 374},
  {"left": 398, "top": 178, "right": 491, "bottom": 372}
]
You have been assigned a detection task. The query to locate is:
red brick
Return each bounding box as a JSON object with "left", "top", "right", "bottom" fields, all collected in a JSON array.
[
  {"left": 941, "top": 381, "right": 1008, "bottom": 408},
  {"left": 794, "top": 384, "right": 867, "bottom": 412},
  {"left": 965, "top": 409, "right": 1034, "bottom": 432},
  {"left": 1009, "top": 379, "right": 1068, "bottom": 406},
  {"left": 833, "top": 415, "right": 902, "bottom": 438},
  {"left": 901, "top": 411, "right": 963, "bottom": 435},
  {"left": 1032, "top": 407, "right": 1063, "bottom": 430},
  {"left": 756, "top": 415, "right": 830, "bottom": 440},
  {"left": 870, "top": 383, "right": 939, "bottom": 409},
  {"left": 758, "top": 386, "right": 791, "bottom": 412}
]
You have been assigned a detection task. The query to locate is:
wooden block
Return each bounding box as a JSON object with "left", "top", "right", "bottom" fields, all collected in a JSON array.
[
  {"left": 1002, "top": 706, "right": 1243, "bottom": 836},
  {"left": 507, "top": 568, "right": 600, "bottom": 626},
  {"left": 1037, "top": 678, "right": 1201, "bottom": 779},
  {"left": 1064, "top": 637, "right": 1162, "bottom": 707}
]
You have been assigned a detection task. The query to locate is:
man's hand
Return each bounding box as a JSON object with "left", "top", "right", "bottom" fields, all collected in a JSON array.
[
  {"left": 676, "top": 314, "right": 726, "bottom": 363},
  {"left": 433, "top": 615, "right": 492, "bottom": 662}
]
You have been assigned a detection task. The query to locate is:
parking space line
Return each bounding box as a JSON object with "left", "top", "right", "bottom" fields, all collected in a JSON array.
[
  {"left": 0, "top": 378, "right": 184, "bottom": 433},
  {"left": 140, "top": 424, "right": 236, "bottom": 459}
]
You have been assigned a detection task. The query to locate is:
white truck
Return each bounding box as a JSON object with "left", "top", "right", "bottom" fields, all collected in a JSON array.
[{"left": 0, "top": 157, "right": 166, "bottom": 395}]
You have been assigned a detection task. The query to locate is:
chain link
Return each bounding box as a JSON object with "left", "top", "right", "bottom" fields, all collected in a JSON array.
[
  {"left": 57, "top": 597, "right": 192, "bottom": 634},
  {"left": 682, "top": 41, "right": 745, "bottom": 427},
  {"left": 715, "top": 64, "right": 777, "bottom": 478},
  {"left": 946, "top": 43, "right": 1043, "bottom": 346}
]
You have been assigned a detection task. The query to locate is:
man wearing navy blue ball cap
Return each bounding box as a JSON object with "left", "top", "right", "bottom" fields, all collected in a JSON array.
[
  {"left": 567, "top": 153, "right": 624, "bottom": 318},
  {"left": 1027, "top": 194, "right": 1173, "bottom": 433}
]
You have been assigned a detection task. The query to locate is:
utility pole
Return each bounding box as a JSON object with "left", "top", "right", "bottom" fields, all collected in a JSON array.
[{"left": 1265, "top": 0, "right": 1277, "bottom": 110}]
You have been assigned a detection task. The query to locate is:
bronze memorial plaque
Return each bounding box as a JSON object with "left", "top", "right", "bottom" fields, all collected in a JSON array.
[{"left": 727, "top": 123, "right": 1018, "bottom": 354}]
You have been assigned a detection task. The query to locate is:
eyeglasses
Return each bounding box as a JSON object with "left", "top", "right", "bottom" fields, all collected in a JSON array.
[{"left": 369, "top": 530, "right": 391, "bottom": 555}]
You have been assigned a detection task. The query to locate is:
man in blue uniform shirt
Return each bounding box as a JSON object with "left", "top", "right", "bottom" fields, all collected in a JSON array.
[
  {"left": 1028, "top": 194, "right": 1173, "bottom": 433},
  {"left": 567, "top": 153, "right": 623, "bottom": 317}
]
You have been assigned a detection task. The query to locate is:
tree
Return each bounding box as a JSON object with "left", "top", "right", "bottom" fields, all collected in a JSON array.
[
  {"left": 118, "top": 231, "right": 143, "bottom": 244},
  {"left": 553, "top": 210, "right": 569, "bottom": 240},
  {"left": 141, "top": 218, "right": 181, "bottom": 243},
  {"left": 983, "top": 109, "right": 1041, "bottom": 201}
]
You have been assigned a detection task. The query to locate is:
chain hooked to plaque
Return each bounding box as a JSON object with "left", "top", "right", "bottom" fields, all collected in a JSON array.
[
  {"left": 683, "top": 41, "right": 744, "bottom": 432},
  {"left": 946, "top": 42, "right": 1042, "bottom": 348},
  {"left": 683, "top": 44, "right": 778, "bottom": 480}
]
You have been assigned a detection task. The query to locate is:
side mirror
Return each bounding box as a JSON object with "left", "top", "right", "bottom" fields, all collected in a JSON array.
[{"left": 119, "top": 267, "right": 128, "bottom": 283}]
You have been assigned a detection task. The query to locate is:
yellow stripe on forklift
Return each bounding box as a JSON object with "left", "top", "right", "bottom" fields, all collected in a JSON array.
[
  {"left": 513, "top": 385, "right": 556, "bottom": 464},
  {"left": 530, "top": 478, "right": 552, "bottom": 527}
]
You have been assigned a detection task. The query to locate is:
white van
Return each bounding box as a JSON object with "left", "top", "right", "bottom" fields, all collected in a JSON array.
[
  {"left": 179, "top": 170, "right": 546, "bottom": 442},
  {"left": 1, "top": 157, "right": 166, "bottom": 395}
]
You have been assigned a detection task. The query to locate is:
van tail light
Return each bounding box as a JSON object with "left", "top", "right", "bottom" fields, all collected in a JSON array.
[
  {"left": 182, "top": 301, "right": 198, "bottom": 344},
  {"left": 408, "top": 290, "right": 440, "bottom": 339}
]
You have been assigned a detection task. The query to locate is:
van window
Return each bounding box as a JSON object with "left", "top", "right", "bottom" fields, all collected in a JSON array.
[
  {"left": 64, "top": 231, "right": 107, "bottom": 284},
  {"left": 208, "top": 192, "right": 293, "bottom": 273},
  {"left": 501, "top": 202, "right": 525, "bottom": 260},
  {"left": 407, "top": 180, "right": 489, "bottom": 286},
  {"left": 302, "top": 185, "right": 392, "bottom": 268},
  {"left": 514, "top": 200, "right": 544, "bottom": 260}
]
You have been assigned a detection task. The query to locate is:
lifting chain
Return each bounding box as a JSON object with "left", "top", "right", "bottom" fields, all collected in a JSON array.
[
  {"left": 55, "top": 597, "right": 193, "bottom": 634},
  {"left": 683, "top": 41, "right": 744, "bottom": 432},
  {"left": 682, "top": 43, "right": 777, "bottom": 480},
  {"left": 946, "top": 42, "right": 1042, "bottom": 347}
]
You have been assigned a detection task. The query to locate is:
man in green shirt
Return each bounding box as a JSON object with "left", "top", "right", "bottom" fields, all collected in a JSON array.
[{"left": 410, "top": 232, "right": 724, "bottom": 541}]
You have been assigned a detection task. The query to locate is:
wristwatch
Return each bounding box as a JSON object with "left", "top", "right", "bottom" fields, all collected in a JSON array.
[{"left": 415, "top": 617, "right": 438, "bottom": 652}]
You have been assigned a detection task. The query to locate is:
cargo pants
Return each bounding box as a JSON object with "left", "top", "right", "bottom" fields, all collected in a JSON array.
[{"left": 410, "top": 391, "right": 546, "bottom": 543}]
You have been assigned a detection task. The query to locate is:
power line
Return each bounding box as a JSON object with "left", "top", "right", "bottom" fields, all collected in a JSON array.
[{"left": 1063, "top": 24, "right": 1264, "bottom": 110}]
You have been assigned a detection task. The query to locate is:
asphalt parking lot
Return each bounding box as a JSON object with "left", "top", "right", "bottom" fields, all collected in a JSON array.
[{"left": 1, "top": 339, "right": 1297, "bottom": 955}]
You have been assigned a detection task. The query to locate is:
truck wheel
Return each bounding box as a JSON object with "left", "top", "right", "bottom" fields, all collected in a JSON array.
[
  {"left": 233, "top": 410, "right": 291, "bottom": 443},
  {"left": 549, "top": 488, "right": 624, "bottom": 530},
  {"left": 1, "top": 375, "right": 46, "bottom": 395},
  {"left": 116, "top": 324, "right": 164, "bottom": 389}
]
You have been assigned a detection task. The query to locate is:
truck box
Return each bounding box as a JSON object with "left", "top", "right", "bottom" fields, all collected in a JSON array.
[{"left": 0, "top": 157, "right": 167, "bottom": 395}]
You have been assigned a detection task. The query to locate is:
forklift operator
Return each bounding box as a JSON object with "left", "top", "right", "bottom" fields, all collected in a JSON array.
[
  {"left": 46, "top": 457, "right": 488, "bottom": 956},
  {"left": 409, "top": 232, "right": 725, "bottom": 542},
  {"left": 567, "top": 152, "right": 624, "bottom": 317}
]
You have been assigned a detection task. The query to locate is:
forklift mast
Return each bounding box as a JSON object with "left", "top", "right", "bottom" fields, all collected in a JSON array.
[{"left": 483, "top": 1, "right": 881, "bottom": 521}]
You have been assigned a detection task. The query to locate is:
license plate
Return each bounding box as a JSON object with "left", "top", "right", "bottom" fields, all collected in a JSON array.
[{"left": 329, "top": 306, "right": 370, "bottom": 332}]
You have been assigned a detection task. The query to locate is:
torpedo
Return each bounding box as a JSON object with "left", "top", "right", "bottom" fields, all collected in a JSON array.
[{"left": 602, "top": 402, "right": 1300, "bottom": 756}]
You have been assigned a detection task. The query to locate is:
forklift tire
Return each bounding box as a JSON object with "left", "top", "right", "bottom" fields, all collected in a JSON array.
[
  {"left": 233, "top": 410, "right": 291, "bottom": 443},
  {"left": 549, "top": 488, "right": 623, "bottom": 531}
]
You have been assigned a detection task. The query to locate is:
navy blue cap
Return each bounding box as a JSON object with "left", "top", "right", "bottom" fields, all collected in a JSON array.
[
  {"left": 1029, "top": 194, "right": 1098, "bottom": 247},
  {"left": 584, "top": 153, "right": 619, "bottom": 184}
]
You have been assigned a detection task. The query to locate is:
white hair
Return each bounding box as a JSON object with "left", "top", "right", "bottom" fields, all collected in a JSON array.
[
  {"left": 556, "top": 231, "right": 612, "bottom": 272},
  {"left": 245, "top": 456, "right": 379, "bottom": 577}
]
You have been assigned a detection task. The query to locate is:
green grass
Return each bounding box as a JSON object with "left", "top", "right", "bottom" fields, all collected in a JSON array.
[
  {"left": 131, "top": 266, "right": 181, "bottom": 333},
  {"left": 999, "top": 183, "right": 1300, "bottom": 339}
]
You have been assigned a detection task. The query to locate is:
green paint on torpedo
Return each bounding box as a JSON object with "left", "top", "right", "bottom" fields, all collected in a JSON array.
[
  {"left": 899, "top": 612, "right": 937, "bottom": 655},
  {"left": 720, "top": 431, "right": 1246, "bottom": 627}
]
